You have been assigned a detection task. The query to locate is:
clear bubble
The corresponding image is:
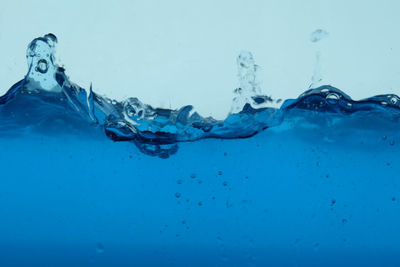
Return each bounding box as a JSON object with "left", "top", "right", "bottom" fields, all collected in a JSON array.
[
  {"left": 326, "top": 93, "right": 340, "bottom": 104},
  {"left": 35, "top": 59, "right": 48, "bottom": 74}
]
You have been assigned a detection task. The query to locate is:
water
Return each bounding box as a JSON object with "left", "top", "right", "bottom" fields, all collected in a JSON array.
[{"left": 0, "top": 34, "right": 400, "bottom": 266}]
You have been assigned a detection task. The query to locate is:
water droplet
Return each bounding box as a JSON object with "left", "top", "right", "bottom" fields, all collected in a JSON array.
[
  {"left": 176, "top": 179, "right": 182, "bottom": 184},
  {"left": 218, "top": 171, "right": 223, "bottom": 176},
  {"left": 190, "top": 173, "right": 196, "bottom": 179},
  {"left": 175, "top": 192, "right": 181, "bottom": 198},
  {"left": 222, "top": 181, "right": 228, "bottom": 187},
  {"left": 310, "top": 29, "right": 329, "bottom": 43},
  {"left": 198, "top": 201, "right": 203, "bottom": 206},
  {"left": 392, "top": 197, "right": 396, "bottom": 202},
  {"left": 390, "top": 96, "right": 398, "bottom": 105}
]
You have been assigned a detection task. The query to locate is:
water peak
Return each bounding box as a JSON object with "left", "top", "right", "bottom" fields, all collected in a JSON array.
[{"left": 26, "top": 33, "right": 60, "bottom": 92}]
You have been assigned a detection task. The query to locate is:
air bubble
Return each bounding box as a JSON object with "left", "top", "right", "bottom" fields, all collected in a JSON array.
[
  {"left": 35, "top": 59, "right": 48, "bottom": 74},
  {"left": 326, "top": 93, "right": 339, "bottom": 104}
]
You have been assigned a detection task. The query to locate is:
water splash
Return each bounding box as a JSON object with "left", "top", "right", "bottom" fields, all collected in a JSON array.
[
  {"left": 309, "top": 29, "right": 329, "bottom": 89},
  {"left": 231, "top": 51, "right": 272, "bottom": 113},
  {"left": 309, "top": 51, "right": 323, "bottom": 89},
  {"left": 1, "top": 34, "right": 400, "bottom": 158}
]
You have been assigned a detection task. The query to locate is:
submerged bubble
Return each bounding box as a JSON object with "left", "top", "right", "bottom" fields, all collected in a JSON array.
[
  {"left": 390, "top": 96, "right": 399, "bottom": 105},
  {"left": 96, "top": 243, "right": 105, "bottom": 254},
  {"left": 326, "top": 93, "right": 340, "bottom": 104}
]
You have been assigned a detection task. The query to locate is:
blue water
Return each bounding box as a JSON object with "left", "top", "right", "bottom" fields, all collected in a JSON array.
[{"left": 1, "top": 34, "right": 400, "bottom": 266}]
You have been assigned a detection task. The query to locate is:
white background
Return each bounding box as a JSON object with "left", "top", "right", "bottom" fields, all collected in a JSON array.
[{"left": 1, "top": 0, "right": 400, "bottom": 119}]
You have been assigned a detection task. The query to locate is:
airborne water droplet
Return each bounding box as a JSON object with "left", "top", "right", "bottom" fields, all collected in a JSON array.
[{"left": 310, "top": 29, "right": 329, "bottom": 43}]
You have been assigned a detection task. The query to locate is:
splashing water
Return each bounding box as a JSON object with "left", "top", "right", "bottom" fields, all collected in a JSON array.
[
  {"left": 231, "top": 51, "right": 272, "bottom": 112},
  {"left": 1, "top": 34, "right": 400, "bottom": 158},
  {"left": 1, "top": 34, "right": 400, "bottom": 266}
]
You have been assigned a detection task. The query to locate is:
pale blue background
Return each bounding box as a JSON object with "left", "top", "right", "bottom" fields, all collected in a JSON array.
[{"left": 1, "top": 0, "right": 400, "bottom": 118}]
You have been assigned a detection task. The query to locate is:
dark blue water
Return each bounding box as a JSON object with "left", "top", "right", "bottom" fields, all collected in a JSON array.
[{"left": 1, "top": 34, "right": 400, "bottom": 266}]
